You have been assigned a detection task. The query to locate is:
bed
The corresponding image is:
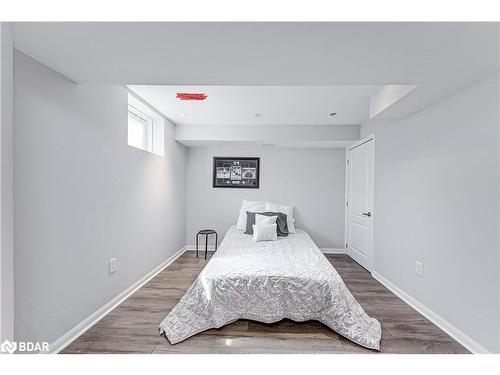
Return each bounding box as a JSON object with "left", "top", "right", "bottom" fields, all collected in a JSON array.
[{"left": 159, "top": 225, "right": 382, "bottom": 350}]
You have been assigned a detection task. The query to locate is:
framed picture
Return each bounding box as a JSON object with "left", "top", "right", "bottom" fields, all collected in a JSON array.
[{"left": 213, "top": 157, "right": 260, "bottom": 188}]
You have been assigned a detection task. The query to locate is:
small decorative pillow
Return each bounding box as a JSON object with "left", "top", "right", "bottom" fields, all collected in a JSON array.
[
  {"left": 252, "top": 223, "right": 278, "bottom": 243},
  {"left": 245, "top": 211, "right": 289, "bottom": 236},
  {"left": 255, "top": 214, "right": 278, "bottom": 226}
]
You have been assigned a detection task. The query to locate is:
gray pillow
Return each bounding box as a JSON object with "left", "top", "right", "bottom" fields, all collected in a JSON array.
[{"left": 245, "top": 211, "right": 289, "bottom": 236}]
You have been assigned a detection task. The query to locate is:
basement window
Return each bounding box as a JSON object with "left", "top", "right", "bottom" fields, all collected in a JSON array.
[
  {"left": 127, "top": 93, "right": 164, "bottom": 157},
  {"left": 128, "top": 105, "right": 152, "bottom": 151}
]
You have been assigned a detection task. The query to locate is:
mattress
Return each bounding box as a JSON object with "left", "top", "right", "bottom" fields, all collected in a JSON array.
[{"left": 159, "top": 225, "right": 382, "bottom": 350}]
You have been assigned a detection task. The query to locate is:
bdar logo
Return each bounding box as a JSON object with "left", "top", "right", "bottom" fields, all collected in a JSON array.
[{"left": 0, "top": 340, "right": 17, "bottom": 354}]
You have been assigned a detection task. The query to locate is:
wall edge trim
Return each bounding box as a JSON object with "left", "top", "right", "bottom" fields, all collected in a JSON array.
[
  {"left": 372, "top": 270, "right": 491, "bottom": 354},
  {"left": 47, "top": 246, "right": 188, "bottom": 354}
]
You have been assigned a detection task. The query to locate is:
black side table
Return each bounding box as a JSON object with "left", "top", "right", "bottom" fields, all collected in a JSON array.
[{"left": 196, "top": 229, "right": 218, "bottom": 260}]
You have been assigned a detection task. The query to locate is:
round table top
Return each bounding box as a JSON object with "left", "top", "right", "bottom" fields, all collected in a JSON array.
[{"left": 197, "top": 229, "right": 216, "bottom": 235}]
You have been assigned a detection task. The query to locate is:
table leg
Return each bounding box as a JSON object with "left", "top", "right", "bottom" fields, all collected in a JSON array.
[{"left": 204, "top": 234, "right": 208, "bottom": 260}]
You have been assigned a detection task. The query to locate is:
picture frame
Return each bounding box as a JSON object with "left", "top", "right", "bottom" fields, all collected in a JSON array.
[{"left": 213, "top": 157, "right": 260, "bottom": 189}]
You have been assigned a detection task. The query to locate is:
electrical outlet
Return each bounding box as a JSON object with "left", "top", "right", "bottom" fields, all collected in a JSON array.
[
  {"left": 415, "top": 261, "right": 423, "bottom": 277},
  {"left": 109, "top": 257, "right": 117, "bottom": 274}
]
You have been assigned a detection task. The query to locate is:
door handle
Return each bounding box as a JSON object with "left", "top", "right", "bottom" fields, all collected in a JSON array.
[{"left": 362, "top": 212, "right": 371, "bottom": 217}]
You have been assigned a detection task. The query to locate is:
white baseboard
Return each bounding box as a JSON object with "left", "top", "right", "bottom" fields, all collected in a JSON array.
[
  {"left": 48, "top": 246, "right": 188, "bottom": 354},
  {"left": 371, "top": 270, "right": 491, "bottom": 354},
  {"left": 47, "top": 243, "right": 490, "bottom": 354},
  {"left": 320, "top": 248, "right": 346, "bottom": 254},
  {"left": 186, "top": 246, "right": 345, "bottom": 255}
]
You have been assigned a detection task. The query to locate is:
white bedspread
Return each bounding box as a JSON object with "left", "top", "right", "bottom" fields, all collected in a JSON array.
[{"left": 159, "top": 226, "right": 381, "bottom": 350}]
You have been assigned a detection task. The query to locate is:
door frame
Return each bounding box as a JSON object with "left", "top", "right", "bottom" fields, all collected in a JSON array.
[{"left": 344, "top": 134, "right": 375, "bottom": 271}]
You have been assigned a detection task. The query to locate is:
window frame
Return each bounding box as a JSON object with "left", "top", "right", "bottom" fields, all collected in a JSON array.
[
  {"left": 127, "top": 104, "right": 153, "bottom": 152},
  {"left": 127, "top": 93, "right": 165, "bottom": 157}
]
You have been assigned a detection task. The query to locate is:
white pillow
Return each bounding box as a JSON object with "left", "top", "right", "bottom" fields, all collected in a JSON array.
[
  {"left": 255, "top": 214, "right": 277, "bottom": 226},
  {"left": 252, "top": 223, "right": 278, "bottom": 243},
  {"left": 236, "top": 199, "right": 265, "bottom": 230},
  {"left": 265, "top": 202, "right": 296, "bottom": 233}
]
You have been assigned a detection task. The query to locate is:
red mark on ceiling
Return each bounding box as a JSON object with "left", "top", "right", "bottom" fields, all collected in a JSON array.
[{"left": 176, "top": 93, "right": 208, "bottom": 101}]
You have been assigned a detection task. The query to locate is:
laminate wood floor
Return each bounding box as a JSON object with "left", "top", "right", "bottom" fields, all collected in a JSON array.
[{"left": 62, "top": 252, "right": 468, "bottom": 354}]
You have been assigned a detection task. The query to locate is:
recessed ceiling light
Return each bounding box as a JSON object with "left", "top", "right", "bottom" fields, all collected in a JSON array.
[
  {"left": 179, "top": 113, "right": 186, "bottom": 117},
  {"left": 330, "top": 112, "right": 337, "bottom": 117}
]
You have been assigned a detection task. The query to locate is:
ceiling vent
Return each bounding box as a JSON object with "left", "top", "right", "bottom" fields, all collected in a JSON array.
[{"left": 176, "top": 93, "right": 207, "bottom": 101}]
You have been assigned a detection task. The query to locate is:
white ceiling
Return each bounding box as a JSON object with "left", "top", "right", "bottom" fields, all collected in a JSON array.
[
  {"left": 127, "top": 85, "right": 386, "bottom": 125},
  {"left": 13, "top": 22, "right": 498, "bottom": 120}
]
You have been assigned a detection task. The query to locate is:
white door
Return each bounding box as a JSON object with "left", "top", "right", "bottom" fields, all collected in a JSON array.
[{"left": 346, "top": 137, "right": 374, "bottom": 271}]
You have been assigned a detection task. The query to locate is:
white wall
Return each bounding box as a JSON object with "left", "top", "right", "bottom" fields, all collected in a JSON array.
[
  {"left": 13, "top": 51, "right": 187, "bottom": 344},
  {"left": 497, "top": 31, "right": 500, "bottom": 354},
  {"left": 361, "top": 75, "right": 500, "bottom": 353},
  {"left": 186, "top": 145, "right": 346, "bottom": 249},
  {"left": 0, "top": 22, "right": 14, "bottom": 342}
]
